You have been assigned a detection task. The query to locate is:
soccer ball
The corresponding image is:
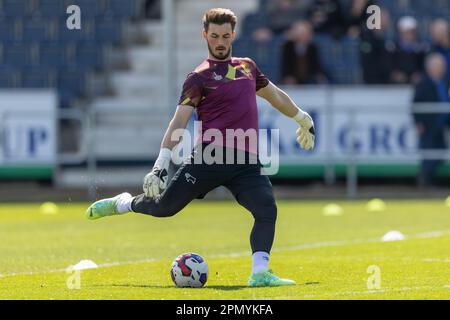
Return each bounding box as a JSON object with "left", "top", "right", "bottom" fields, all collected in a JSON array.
[{"left": 170, "top": 253, "right": 208, "bottom": 288}]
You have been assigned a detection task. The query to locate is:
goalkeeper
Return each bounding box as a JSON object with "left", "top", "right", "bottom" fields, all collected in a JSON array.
[{"left": 86, "top": 8, "right": 315, "bottom": 287}]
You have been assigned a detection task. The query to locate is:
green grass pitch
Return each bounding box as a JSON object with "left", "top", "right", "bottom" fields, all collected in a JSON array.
[{"left": 0, "top": 200, "right": 449, "bottom": 299}]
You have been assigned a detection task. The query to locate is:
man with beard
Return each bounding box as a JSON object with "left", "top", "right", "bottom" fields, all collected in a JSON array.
[{"left": 85, "top": 8, "right": 315, "bottom": 287}]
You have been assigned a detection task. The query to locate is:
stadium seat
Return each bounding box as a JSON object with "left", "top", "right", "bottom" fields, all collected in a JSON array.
[
  {"left": 64, "top": 0, "right": 101, "bottom": 18},
  {"left": 233, "top": 36, "right": 255, "bottom": 61},
  {"left": 234, "top": 35, "right": 284, "bottom": 84},
  {"left": 0, "top": 19, "right": 16, "bottom": 42},
  {"left": 35, "top": 0, "right": 65, "bottom": 18},
  {"left": 242, "top": 12, "right": 268, "bottom": 35},
  {"left": 95, "top": 18, "right": 123, "bottom": 44},
  {"left": 2, "top": 0, "right": 30, "bottom": 17},
  {"left": 314, "top": 33, "right": 339, "bottom": 83},
  {"left": 0, "top": 66, "right": 21, "bottom": 87},
  {"left": 22, "top": 68, "right": 55, "bottom": 88},
  {"left": 0, "top": 18, "right": 23, "bottom": 42},
  {"left": 107, "top": 0, "right": 140, "bottom": 19},
  {"left": 23, "top": 19, "right": 49, "bottom": 42},
  {"left": 59, "top": 18, "right": 95, "bottom": 42},
  {"left": 76, "top": 42, "right": 105, "bottom": 70},
  {"left": 58, "top": 70, "right": 88, "bottom": 107},
  {"left": 5, "top": 44, "right": 37, "bottom": 68},
  {"left": 258, "top": 0, "right": 270, "bottom": 12},
  {"left": 314, "top": 33, "right": 362, "bottom": 84},
  {"left": 40, "top": 43, "right": 72, "bottom": 68}
]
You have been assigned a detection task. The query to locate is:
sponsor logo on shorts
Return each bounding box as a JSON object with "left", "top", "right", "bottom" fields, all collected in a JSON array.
[{"left": 185, "top": 173, "right": 197, "bottom": 184}]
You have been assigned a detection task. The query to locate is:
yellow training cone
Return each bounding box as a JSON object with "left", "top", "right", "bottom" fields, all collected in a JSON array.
[
  {"left": 322, "top": 203, "right": 343, "bottom": 216},
  {"left": 39, "top": 202, "right": 59, "bottom": 215},
  {"left": 366, "top": 199, "right": 386, "bottom": 212}
]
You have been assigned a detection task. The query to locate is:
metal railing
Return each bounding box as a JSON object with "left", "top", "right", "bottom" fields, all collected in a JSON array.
[
  {"left": 345, "top": 103, "right": 450, "bottom": 198},
  {"left": 52, "top": 101, "right": 450, "bottom": 200}
]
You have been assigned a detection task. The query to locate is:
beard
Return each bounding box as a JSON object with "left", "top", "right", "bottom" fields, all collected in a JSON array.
[{"left": 207, "top": 42, "right": 231, "bottom": 60}]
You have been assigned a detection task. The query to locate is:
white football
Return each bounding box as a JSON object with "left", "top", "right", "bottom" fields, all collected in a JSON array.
[{"left": 170, "top": 253, "right": 208, "bottom": 288}]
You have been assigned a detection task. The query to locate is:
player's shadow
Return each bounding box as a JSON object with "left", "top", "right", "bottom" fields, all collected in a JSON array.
[
  {"left": 94, "top": 284, "right": 248, "bottom": 291},
  {"left": 200, "top": 285, "right": 248, "bottom": 291},
  {"left": 94, "top": 282, "right": 319, "bottom": 291}
]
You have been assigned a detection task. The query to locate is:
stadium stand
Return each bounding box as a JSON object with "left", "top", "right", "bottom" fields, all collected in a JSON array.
[
  {"left": 234, "top": 0, "right": 450, "bottom": 84},
  {"left": 0, "top": 0, "right": 143, "bottom": 107},
  {"left": 1, "top": 0, "right": 450, "bottom": 104}
]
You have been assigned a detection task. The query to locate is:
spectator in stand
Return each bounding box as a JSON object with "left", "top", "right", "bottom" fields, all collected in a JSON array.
[
  {"left": 359, "top": 7, "right": 393, "bottom": 84},
  {"left": 390, "top": 16, "right": 427, "bottom": 84},
  {"left": 252, "top": 0, "right": 311, "bottom": 43},
  {"left": 345, "top": 0, "right": 374, "bottom": 38},
  {"left": 281, "top": 21, "right": 328, "bottom": 84},
  {"left": 267, "top": 0, "right": 312, "bottom": 34},
  {"left": 413, "top": 53, "right": 450, "bottom": 186},
  {"left": 145, "top": 0, "right": 161, "bottom": 20},
  {"left": 307, "top": 0, "right": 346, "bottom": 39},
  {"left": 429, "top": 18, "right": 450, "bottom": 76}
]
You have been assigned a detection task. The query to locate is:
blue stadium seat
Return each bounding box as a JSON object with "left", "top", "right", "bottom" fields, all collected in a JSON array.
[
  {"left": 5, "top": 44, "right": 36, "bottom": 68},
  {"left": 242, "top": 12, "right": 268, "bottom": 35},
  {"left": 0, "top": 18, "right": 23, "bottom": 42},
  {"left": 2, "top": 0, "right": 30, "bottom": 17},
  {"left": 259, "top": 0, "right": 270, "bottom": 12},
  {"left": 314, "top": 33, "right": 337, "bottom": 82},
  {"left": 76, "top": 42, "right": 104, "bottom": 70},
  {"left": 23, "top": 19, "right": 49, "bottom": 42},
  {"left": 35, "top": 0, "right": 65, "bottom": 18},
  {"left": 0, "top": 19, "right": 16, "bottom": 42},
  {"left": 22, "top": 68, "right": 55, "bottom": 88},
  {"left": 233, "top": 36, "right": 253, "bottom": 58},
  {"left": 233, "top": 35, "right": 284, "bottom": 84},
  {"left": 95, "top": 18, "right": 123, "bottom": 44},
  {"left": 40, "top": 43, "right": 71, "bottom": 68},
  {"left": 314, "top": 33, "right": 362, "bottom": 84},
  {"left": 59, "top": 18, "right": 95, "bottom": 42},
  {"left": 65, "top": 0, "right": 101, "bottom": 18},
  {"left": 58, "top": 70, "right": 87, "bottom": 107},
  {"left": 0, "top": 67, "right": 20, "bottom": 87},
  {"left": 107, "top": 0, "right": 140, "bottom": 19},
  {"left": 58, "top": 70, "right": 86, "bottom": 94}
]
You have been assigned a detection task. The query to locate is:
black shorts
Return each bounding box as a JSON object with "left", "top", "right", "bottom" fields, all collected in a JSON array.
[{"left": 131, "top": 144, "right": 275, "bottom": 217}]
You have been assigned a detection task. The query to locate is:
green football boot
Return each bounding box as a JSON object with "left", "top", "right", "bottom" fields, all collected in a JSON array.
[
  {"left": 85, "top": 192, "right": 132, "bottom": 220},
  {"left": 247, "top": 269, "right": 296, "bottom": 287}
]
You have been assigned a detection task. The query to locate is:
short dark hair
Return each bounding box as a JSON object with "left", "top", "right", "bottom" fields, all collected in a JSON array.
[{"left": 203, "top": 8, "right": 237, "bottom": 32}]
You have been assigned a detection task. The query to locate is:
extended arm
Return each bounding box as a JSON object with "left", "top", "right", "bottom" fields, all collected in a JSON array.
[
  {"left": 143, "top": 105, "right": 194, "bottom": 198},
  {"left": 257, "top": 82, "right": 315, "bottom": 150},
  {"left": 161, "top": 105, "right": 195, "bottom": 150}
]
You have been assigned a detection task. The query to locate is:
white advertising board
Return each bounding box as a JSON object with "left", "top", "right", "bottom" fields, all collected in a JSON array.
[{"left": 0, "top": 90, "right": 57, "bottom": 166}]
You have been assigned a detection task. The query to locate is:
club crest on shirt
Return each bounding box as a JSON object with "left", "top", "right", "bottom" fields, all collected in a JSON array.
[
  {"left": 239, "top": 62, "right": 251, "bottom": 76},
  {"left": 212, "top": 72, "right": 223, "bottom": 81}
]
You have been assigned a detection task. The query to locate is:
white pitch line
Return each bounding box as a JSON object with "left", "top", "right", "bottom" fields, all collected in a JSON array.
[
  {"left": 421, "top": 258, "right": 450, "bottom": 263},
  {"left": 1, "top": 229, "right": 450, "bottom": 278}
]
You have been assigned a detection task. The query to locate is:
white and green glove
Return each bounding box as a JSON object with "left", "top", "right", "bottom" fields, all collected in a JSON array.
[
  {"left": 294, "top": 110, "right": 315, "bottom": 150},
  {"left": 143, "top": 148, "right": 172, "bottom": 198}
]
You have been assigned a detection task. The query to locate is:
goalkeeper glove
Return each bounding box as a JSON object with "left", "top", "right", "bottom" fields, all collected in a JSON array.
[
  {"left": 143, "top": 148, "right": 171, "bottom": 198},
  {"left": 293, "top": 110, "right": 315, "bottom": 150}
]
